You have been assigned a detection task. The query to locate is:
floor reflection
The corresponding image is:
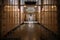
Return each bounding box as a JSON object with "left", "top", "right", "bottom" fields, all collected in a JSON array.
[{"left": 4, "top": 23, "right": 58, "bottom": 40}]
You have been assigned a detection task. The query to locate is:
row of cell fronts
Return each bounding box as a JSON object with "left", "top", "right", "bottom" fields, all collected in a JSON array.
[{"left": 1, "top": 0, "right": 58, "bottom": 37}]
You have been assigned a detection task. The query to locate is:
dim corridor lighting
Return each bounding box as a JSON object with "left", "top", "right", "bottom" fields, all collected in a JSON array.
[
  {"left": 52, "top": 6, "right": 56, "bottom": 8},
  {"left": 24, "top": 6, "right": 27, "bottom": 7},
  {"left": 1, "top": 0, "right": 58, "bottom": 40},
  {"left": 24, "top": 21, "right": 38, "bottom": 23},
  {"left": 28, "top": 23, "right": 34, "bottom": 28},
  {"left": 38, "top": 6, "right": 40, "bottom": 13},
  {"left": 34, "top": 6, "right": 37, "bottom": 7},
  {"left": 21, "top": 6, "right": 24, "bottom": 13}
]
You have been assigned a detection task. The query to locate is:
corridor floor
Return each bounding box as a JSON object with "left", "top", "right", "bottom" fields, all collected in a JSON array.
[{"left": 3, "top": 21, "right": 58, "bottom": 40}]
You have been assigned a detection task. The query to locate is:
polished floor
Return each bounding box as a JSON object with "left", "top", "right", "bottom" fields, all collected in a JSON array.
[{"left": 3, "top": 21, "right": 58, "bottom": 40}]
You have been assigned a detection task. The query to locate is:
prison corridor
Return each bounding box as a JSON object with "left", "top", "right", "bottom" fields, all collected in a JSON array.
[{"left": 0, "top": 0, "right": 59, "bottom": 40}]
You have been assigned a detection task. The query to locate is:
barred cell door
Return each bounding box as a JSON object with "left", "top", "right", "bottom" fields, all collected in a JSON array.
[{"left": 1, "top": 0, "right": 58, "bottom": 40}]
